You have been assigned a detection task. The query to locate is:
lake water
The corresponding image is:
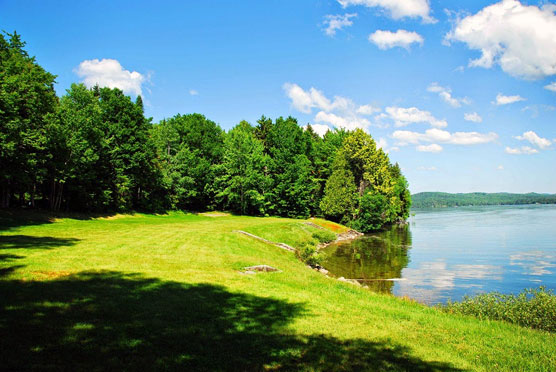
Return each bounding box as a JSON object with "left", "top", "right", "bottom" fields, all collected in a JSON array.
[{"left": 319, "top": 205, "right": 556, "bottom": 304}]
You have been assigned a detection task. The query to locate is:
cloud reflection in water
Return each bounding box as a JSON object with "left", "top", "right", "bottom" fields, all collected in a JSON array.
[
  {"left": 395, "top": 260, "right": 502, "bottom": 304},
  {"left": 509, "top": 251, "right": 556, "bottom": 276}
]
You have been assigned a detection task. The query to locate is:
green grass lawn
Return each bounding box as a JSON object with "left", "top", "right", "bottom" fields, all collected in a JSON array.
[{"left": 1, "top": 210, "right": 555, "bottom": 371}]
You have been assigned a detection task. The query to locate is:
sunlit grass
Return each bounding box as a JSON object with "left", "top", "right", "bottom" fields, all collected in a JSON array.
[{"left": 1, "top": 211, "right": 555, "bottom": 371}]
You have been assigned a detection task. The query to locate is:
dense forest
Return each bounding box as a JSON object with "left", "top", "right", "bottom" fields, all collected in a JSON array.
[
  {"left": 412, "top": 192, "right": 556, "bottom": 208},
  {"left": 0, "top": 32, "right": 410, "bottom": 232}
]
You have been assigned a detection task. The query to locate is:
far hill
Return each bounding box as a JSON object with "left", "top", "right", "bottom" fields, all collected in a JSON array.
[{"left": 411, "top": 192, "right": 556, "bottom": 208}]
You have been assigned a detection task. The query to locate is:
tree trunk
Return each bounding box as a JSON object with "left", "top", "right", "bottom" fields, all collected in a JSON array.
[
  {"left": 262, "top": 166, "right": 268, "bottom": 214},
  {"left": 4, "top": 181, "right": 11, "bottom": 208},
  {"left": 55, "top": 183, "right": 63, "bottom": 211},
  {"left": 30, "top": 182, "right": 36, "bottom": 208},
  {"left": 50, "top": 180, "right": 56, "bottom": 210},
  {"left": 359, "top": 179, "right": 366, "bottom": 196},
  {"left": 240, "top": 183, "right": 245, "bottom": 215},
  {"left": 49, "top": 180, "right": 64, "bottom": 211},
  {"left": 0, "top": 185, "right": 9, "bottom": 208},
  {"left": 65, "top": 194, "right": 71, "bottom": 212}
]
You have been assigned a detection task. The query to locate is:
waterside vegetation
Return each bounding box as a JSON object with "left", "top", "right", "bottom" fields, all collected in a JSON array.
[{"left": 441, "top": 287, "right": 556, "bottom": 333}]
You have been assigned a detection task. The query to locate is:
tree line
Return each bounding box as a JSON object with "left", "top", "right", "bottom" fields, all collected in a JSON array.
[
  {"left": 0, "top": 32, "right": 410, "bottom": 231},
  {"left": 411, "top": 192, "right": 556, "bottom": 209}
]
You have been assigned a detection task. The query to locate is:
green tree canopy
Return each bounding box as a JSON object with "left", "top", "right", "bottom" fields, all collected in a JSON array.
[
  {"left": 151, "top": 113, "right": 224, "bottom": 210},
  {"left": 320, "top": 129, "right": 411, "bottom": 231},
  {"left": 0, "top": 31, "right": 412, "bottom": 230},
  {"left": 0, "top": 31, "right": 57, "bottom": 207},
  {"left": 217, "top": 121, "right": 268, "bottom": 215}
]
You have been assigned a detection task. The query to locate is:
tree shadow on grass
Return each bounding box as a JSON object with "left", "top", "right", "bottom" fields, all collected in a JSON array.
[
  {"left": 0, "top": 271, "right": 465, "bottom": 371},
  {"left": 0, "top": 209, "right": 58, "bottom": 232},
  {"left": 0, "top": 264, "right": 24, "bottom": 277},
  {"left": 0, "top": 208, "right": 122, "bottom": 232},
  {"left": 0, "top": 236, "right": 80, "bottom": 277},
  {"left": 0, "top": 235, "right": 80, "bottom": 250},
  {"left": 0, "top": 253, "right": 24, "bottom": 277}
]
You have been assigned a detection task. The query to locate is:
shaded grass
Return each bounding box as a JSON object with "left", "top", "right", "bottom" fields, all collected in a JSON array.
[
  {"left": 0, "top": 211, "right": 555, "bottom": 371},
  {"left": 0, "top": 235, "right": 80, "bottom": 250},
  {"left": 0, "top": 208, "right": 121, "bottom": 232},
  {"left": 0, "top": 271, "right": 462, "bottom": 371}
]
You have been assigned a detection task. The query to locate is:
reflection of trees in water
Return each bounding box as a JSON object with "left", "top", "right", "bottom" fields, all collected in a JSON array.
[{"left": 321, "top": 225, "right": 412, "bottom": 294}]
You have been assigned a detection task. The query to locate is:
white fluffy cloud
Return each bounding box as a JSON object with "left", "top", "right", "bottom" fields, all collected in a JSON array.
[
  {"left": 323, "top": 13, "right": 357, "bottom": 36},
  {"left": 494, "top": 93, "right": 525, "bottom": 105},
  {"left": 446, "top": 0, "right": 556, "bottom": 79},
  {"left": 375, "top": 137, "right": 387, "bottom": 150},
  {"left": 392, "top": 128, "right": 498, "bottom": 146},
  {"left": 545, "top": 82, "right": 556, "bottom": 92},
  {"left": 417, "top": 144, "right": 443, "bottom": 153},
  {"left": 373, "top": 138, "right": 398, "bottom": 153},
  {"left": 368, "top": 30, "right": 424, "bottom": 50},
  {"left": 505, "top": 146, "right": 538, "bottom": 155},
  {"left": 75, "top": 59, "right": 145, "bottom": 96},
  {"left": 380, "top": 106, "right": 447, "bottom": 128},
  {"left": 315, "top": 111, "right": 370, "bottom": 130},
  {"left": 283, "top": 83, "right": 356, "bottom": 114},
  {"left": 357, "top": 104, "right": 381, "bottom": 115},
  {"left": 283, "top": 83, "right": 379, "bottom": 131},
  {"left": 338, "top": 0, "right": 435, "bottom": 23},
  {"left": 189, "top": 89, "right": 198, "bottom": 96},
  {"left": 464, "top": 112, "right": 482, "bottom": 123},
  {"left": 506, "top": 131, "right": 551, "bottom": 155},
  {"left": 283, "top": 83, "right": 319, "bottom": 113},
  {"left": 427, "top": 83, "right": 470, "bottom": 107},
  {"left": 515, "top": 131, "right": 552, "bottom": 150}
]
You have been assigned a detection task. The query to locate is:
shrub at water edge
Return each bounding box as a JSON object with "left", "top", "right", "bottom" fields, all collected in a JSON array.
[{"left": 440, "top": 287, "right": 556, "bottom": 332}]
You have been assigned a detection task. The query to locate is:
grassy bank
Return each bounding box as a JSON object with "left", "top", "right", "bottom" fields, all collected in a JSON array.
[{"left": 1, "top": 211, "right": 555, "bottom": 371}]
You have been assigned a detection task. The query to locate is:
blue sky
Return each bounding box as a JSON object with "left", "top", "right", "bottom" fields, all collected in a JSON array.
[{"left": 2, "top": 0, "right": 555, "bottom": 193}]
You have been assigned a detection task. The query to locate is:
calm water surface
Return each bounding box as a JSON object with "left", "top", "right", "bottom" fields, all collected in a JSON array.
[{"left": 320, "top": 205, "right": 556, "bottom": 304}]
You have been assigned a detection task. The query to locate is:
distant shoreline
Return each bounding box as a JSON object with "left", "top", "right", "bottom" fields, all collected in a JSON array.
[
  {"left": 411, "top": 192, "right": 556, "bottom": 209},
  {"left": 411, "top": 203, "right": 556, "bottom": 210}
]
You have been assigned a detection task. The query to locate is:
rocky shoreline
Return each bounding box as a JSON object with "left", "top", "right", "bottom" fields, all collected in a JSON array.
[
  {"left": 316, "top": 228, "right": 363, "bottom": 251},
  {"left": 236, "top": 225, "right": 366, "bottom": 287},
  {"left": 311, "top": 229, "right": 363, "bottom": 282}
]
